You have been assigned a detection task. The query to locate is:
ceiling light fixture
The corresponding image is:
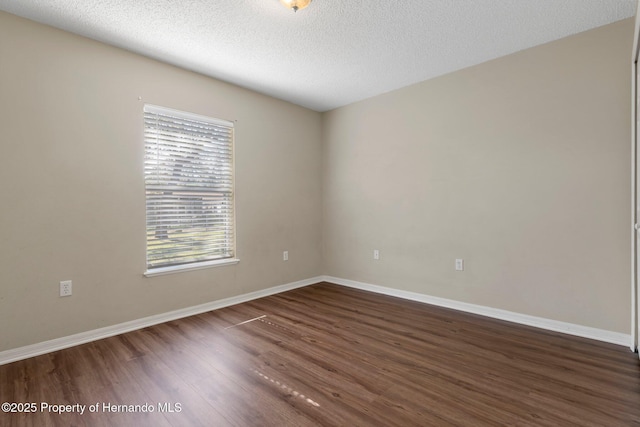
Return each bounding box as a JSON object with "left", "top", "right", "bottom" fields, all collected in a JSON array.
[{"left": 280, "top": 0, "right": 312, "bottom": 12}]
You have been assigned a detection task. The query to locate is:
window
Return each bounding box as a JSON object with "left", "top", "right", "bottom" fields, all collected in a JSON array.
[{"left": 144, "top": 105, "right": 237, "bottom": 276}]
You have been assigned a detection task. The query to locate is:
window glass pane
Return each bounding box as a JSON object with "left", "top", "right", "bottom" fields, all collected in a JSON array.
[{"left": 144, "top": 105, "right": 234, "bottom": 270}]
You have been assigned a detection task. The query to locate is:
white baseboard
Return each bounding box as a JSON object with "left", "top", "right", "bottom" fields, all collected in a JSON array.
[
  {"left": 321, "top": 276, "right": 632, "bottom": 347},
  {"left": 0, "top": 276, "right": 322, "bottom": 366},
  {"left": 1, "top": 274, "right": 632, "bottom": 365}
]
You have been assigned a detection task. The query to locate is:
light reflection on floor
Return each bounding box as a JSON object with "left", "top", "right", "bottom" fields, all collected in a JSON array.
[
  {"left": 229, "top": 314, "right": 322, "bottom": 408},
  {"left": 251, "top": 369, "right": 321, "bottom": 408},
  {"left": 224, "top": 315, "right": 267, "bottom": 329}
]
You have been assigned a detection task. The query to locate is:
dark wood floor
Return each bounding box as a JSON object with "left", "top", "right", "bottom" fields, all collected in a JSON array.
[{"left": 1, "top": 282, "right": 639, "bottom": 426}]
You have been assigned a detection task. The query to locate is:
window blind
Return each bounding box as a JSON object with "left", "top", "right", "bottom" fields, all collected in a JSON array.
[{"left": 144, "top": 105, "right": 235, "bottom": 270}]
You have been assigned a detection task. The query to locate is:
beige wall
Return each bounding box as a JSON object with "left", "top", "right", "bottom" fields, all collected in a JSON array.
[
  {"left": 322, "top": 19, "right": 633, "bottom": 333},
  {"left": 0, "top": 11, "right": 633, "bottom": 353},
  {"left": 0, "top": 11, "right": 323, "bottom": 351}
]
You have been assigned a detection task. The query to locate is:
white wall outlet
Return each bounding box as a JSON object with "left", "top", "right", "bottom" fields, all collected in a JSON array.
[
  {"left": 373, "top": 249, "right": 380, "bottom": 260},
  {"left": 455, "top": 259, "right": 464, "bottom": 271},
  {"left": 60, "top": 280, "right": 72, "bottom": 297},
  {"left": 283, "top": 251, "right": 288, "bottom": 261}
]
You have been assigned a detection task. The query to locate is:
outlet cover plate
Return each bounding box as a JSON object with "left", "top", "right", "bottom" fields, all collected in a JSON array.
[{"left": 60, "top": 280, "right": 72, "bottom": 297}]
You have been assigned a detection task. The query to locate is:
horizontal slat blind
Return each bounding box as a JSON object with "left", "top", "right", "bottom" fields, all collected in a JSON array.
[{"left": 144, "top": 105, "right": 234, "bottom": 270}]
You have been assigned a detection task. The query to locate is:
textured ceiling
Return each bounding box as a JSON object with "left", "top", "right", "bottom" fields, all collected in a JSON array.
[{"left": 0, "top": 0, "right": 636, "bottom": 111}]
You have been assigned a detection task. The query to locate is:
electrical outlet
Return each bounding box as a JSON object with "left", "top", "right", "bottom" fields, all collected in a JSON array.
[
  {"left": 455, "top": 259, "right": 464, "bottom": 271},
  {"left": 60, "top": 280, "right": 72, "bottom": 297},
  {"left": 373, "top": 249, "right": 380, "bottom": 260},
  {"left": 283, "top": 251, "right": 288, "bottom": 261}
]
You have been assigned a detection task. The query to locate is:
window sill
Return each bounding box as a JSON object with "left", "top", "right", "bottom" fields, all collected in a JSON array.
[{"left": 144, "top": 258, "right": 240, "bottom": 277}]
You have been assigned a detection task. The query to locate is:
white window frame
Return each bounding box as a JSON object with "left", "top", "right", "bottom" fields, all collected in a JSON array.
[{"left": 143, "top": 105, "right": 238, "bottom": 277}]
